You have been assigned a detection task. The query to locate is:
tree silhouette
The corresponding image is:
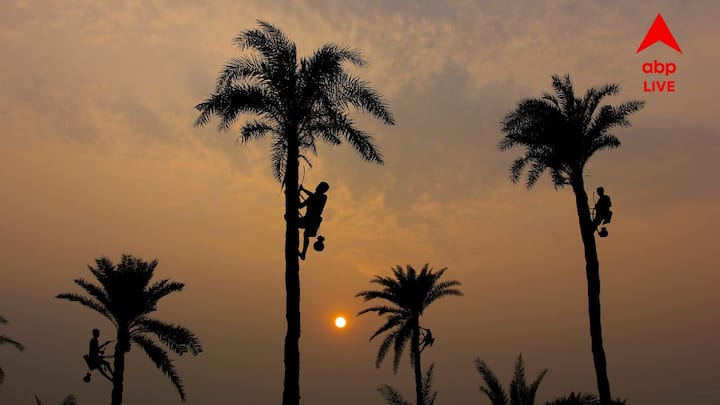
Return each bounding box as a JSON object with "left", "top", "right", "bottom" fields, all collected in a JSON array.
[
  {"left": 34, "top": 394, "right": 78, "bottom": 405},
  {"left": 475, "top": 354, "right": 547, "bottom": 405},
  {"left": 544, "top": 392, "right": 629, "bottom": 405},
  {"left": 194, "top": 20, "right": 394, "bottom": 405},
  {"left": 379, "top": 363, "right": 437, "bottom": 405},
  {"left": 0, "top": 314, "right": 25, "bottom": 385},
  {"left": 499, "top": 74, "right": 644, "bottom": 404},
  {"left": 56, "top": 255, "right": 202, "bottom": 405},
  {"left": 357, "top": 264, "right": 462, "bottom": 405}
]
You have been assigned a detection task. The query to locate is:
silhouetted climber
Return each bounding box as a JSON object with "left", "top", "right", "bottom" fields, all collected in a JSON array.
[
  {"left": 83, "top": 328, "right": 113, "bottom": 383},
  {"left": 298, "top": 182, "right": 329, "bottom": 260},
  {"left": 592, "top": 187, "right": 612, "bottom": 238},
  {"left": 420, "top": 327, "right": 434, "bottom": 353}
]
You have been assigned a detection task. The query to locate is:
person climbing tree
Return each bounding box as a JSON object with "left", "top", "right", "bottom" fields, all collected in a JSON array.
[
  {"left": 592, "top": 187, "right": 613, "bottom": 236},
  {"left": 298, "top": 182, "right": 329, "bottom": 260},
  {"left": 420, "top": 328, "right": 435, "bottom": 353},
  {"left": 84, "top": 328, "right": 113, "bottom": 382}
]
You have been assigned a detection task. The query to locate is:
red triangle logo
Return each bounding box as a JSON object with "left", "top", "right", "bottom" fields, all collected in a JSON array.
[{"left": 636, "top": 13, "right": 682, "bottom": 54}]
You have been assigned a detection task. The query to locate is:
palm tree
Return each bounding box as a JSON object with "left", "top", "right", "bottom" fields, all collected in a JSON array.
[
  {"left": 194, "top": 20, "right": 394, "bottom": 405},
  {"left": 379, "top": 363, "right": 437, "bottom": 405},
  {"left": 544, "top": 392, "right": 629, "bottom": 405},
  {"left": 475, "top": 354, "right": 547, "bottom": 405},
  {"left": 0, "top": 314, "right": 25, "bottom": 385},
  {"left": 34, "top": 394, "right": 78, "bottom": 405},
  {"left": 498, "top": 74, "right": 644, "bottom": 404},
  {"left": 56, "top": 255, "right": 202, "bottom": 405},
  {"left": 357, "top": 264, "right": 462, "bottom": 405}
]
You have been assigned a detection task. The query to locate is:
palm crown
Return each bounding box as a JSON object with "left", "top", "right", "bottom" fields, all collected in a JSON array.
[
  {"left": 357, "top": 264, "right": 462, "bottom": 372},
  {"left": 57, "top": 255, "right": 202, "bottom": 401},
  {"left": 499, "top": 74, "right": 644, "bottom": 188},
  {"left": 475, "top": 354, "right": 547, "bottom": 405},
  {"left": 194, "top": 20, "right": 395, "bottom": 183}
]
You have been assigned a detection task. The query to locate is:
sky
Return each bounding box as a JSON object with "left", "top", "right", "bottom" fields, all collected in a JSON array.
[{"left": 1, "top": 0, "right": 719, "bottom": 404}]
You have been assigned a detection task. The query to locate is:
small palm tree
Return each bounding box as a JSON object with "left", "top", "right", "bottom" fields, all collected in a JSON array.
[
  {"left": 57, "top": 255, "right": 202, "bottom": 405},
  {"left": 0, "top": 314, "right": 24, "bottom": 385},
  {"left": 544, "top": 392, "right": 598, "bottom": 405},
  {"left": 499, "top": 74, "right": 644, "bottom": 404},
  {"left": 544, "top": 392, "right": 629, "bottom": 405},
  {"left": 379, "top": 364, "right": 437, "bottom": 405},
  {"left": 475, "top": 354, "right": 547, "bottom": 405},
  {"left": 195, "top": 20, "right": 394, "bottom": 405},
  {"left": 357, "top": 264, "right": 462, "bottom": 405},
  {"left": 34, "top": 394, "right": 78, "bottom": 405}
]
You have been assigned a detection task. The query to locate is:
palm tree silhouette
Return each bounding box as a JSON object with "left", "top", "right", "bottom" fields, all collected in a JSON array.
[
  {"left": 544, "top": 392, "right": 629, "bottom": 405},
  {"left": 194, "top": 20, "right": 394, "bottom": 405},
  {"left": 0, "top": 314, "right": 25, "bottom": 385},
  {"left": 499, "top": 74, "right": 644, "bottom": 404},
  {"left": 34, "top": 394, "right": 78, "bottom": 405},
  {"left": 475, "top": 354, "right": 547, "bottom": 405},
  {"left": 56, "top": 255, "right": 202, "bottom": 405},
  {"left": 378, "top": 363, "right": 437, "bottom": 405},
  {"left": 357, "top": 264, "right": 462, "bottom": 405}
]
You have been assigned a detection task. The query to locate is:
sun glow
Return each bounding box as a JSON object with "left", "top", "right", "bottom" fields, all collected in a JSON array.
[{"left": 334, "top": 316, "right": 347, "bottom": 329}]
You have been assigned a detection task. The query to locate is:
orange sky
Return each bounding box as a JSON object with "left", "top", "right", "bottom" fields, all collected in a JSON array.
[{"left": 1, "top": 1, "right": 719, "bottom": 404}]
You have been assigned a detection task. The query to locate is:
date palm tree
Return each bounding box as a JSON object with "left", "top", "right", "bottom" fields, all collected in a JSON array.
[
  {"left": 475, "top": 354, "right": 547, "bottom": 405},
  {"left": 194, "top": 20, "right": 394, "bottom": 405},
  {"left": 34, "top": 394, "right": 78, "bottom": 405},
  {"left": 0, "top": 314, "right": 25, "bottom": 385},
  {"left": 357, "top": 264, "right": 462, "bottom": 405},
  {"left": 56, "top": 255, "right": 202, "bottom": 405},
  {"left": 499, "top": 74, "right": 644, "bottom": 404}
]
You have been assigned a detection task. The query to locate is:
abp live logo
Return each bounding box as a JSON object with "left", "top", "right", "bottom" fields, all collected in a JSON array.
[{"left": 637, "top": 13, "right": 682, "bottom": 93}]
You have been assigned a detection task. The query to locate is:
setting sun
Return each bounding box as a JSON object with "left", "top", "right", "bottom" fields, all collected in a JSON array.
[{"left": 334, "top": 316, "right": 347, "bottom": 329}]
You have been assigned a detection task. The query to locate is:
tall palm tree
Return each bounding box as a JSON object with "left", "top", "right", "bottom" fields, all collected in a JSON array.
[
  {"left": 498, "top": 74, "right": 644, "bottom": 404},
  {"left": 475, "top": 354, "right": 547, "bottom": 405},
  {"left": 0, "top": 314, "right": 25, "bottom": 385},
  {"left": 357, "top": 264, "right": 462, "bottom": 405},
  {"left": 56, "top": 255, "right": 202, "bottom": 405},
  {"left": 194, "top": 20, "right": 394, "bottom": 405}
]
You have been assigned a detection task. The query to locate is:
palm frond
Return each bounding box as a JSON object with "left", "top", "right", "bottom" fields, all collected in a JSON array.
[
  {"left": 368, "top": 314, "right": 405, "bottom": 341},
  {"left": 194, "top": 84, "right": 277, "bottom": 131},
  {"left": 509, "top": 354, "right": 527, "bottom": 404},
  {"left": 475, "top": 358, "right": 509, "bottom": 405},
  {"left": 422, "top": 363, "right": 438, "bottom": 405},
  {"left": 133, "top": 317, "right": 202, "bottom": 356},
  {"left": 132, "top": 335, "right": 187, "bottom": 401},
  {"left": 146, "top": 280, "right": 185, "bottom": 303},
  {"left": 544, "top": 391, "right": 599, "bottom": 405},
  {"left": 72, "top": 279, "right": 111, "bottom": 308},
  {"left": 378, "top": 384, "right": 412, "bottom": 405},
  {"left": 375, "top": 330, "right": 397, "bottom": 369},
  {"left": 335, "top": 72, "right": 395, "bottom": 124},
  {"left": 391, "top": 321, "right": 412, "bottom": 373},
  {"left": 0, "top": 335, "right": 25, "bottom": 352},
  {"left": 55, "top": 293, "right": 115, "bottom": 325},
  {"left": 216, "top": 55, "right": 268, "bottom": 89},
  {"left": 240, "top": 119, "right": 276, "bottom": 144}
]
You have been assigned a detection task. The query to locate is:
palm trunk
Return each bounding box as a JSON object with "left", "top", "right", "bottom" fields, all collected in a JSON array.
[
  {"left": 110, "top": 329, "right": 130, "bottom": 405},
  {"left": 282, "top": 132, "right": 301, "bottom": 405},
  {"left": 571, "top": 177, "right": 611, "bottom": 405},
  {"left": 411, "top": 319, "right": 423, "bottom": 405}
]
